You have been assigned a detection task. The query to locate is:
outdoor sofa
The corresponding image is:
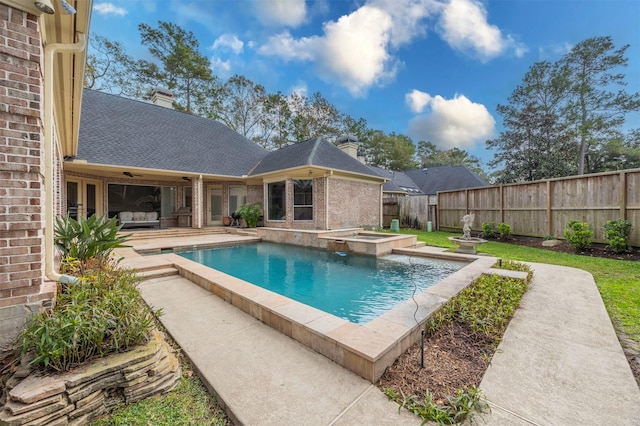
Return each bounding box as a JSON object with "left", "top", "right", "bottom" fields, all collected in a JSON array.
[{"left": 118, "top": 211, "right": 160, "bottom": 229}]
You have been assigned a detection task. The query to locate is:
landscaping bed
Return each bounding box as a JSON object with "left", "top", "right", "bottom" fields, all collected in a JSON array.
[
  {"left": 494, "top": 235, "right": 640, "bottom": 261},
  {"left": 378, "top": 264, "right": 532, "bottom": 424}
]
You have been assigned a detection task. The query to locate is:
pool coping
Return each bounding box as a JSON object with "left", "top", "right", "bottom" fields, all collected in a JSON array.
[{"left": 145, "top": 246, "right": 498, "bottom": 382}]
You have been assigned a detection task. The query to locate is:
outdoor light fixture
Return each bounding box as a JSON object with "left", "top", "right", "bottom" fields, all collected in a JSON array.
[
  {"left": 59, "top": 0, "right": 76, "bottom": 14},
  {"left": 35, "top": 0, "right": 55, "bottom": 14},
  {"left": 182, "top": 176, "right": 191, "bottom": 182},
  {"left": 123, "top": 172, "right": 134, "bottom": 178}
]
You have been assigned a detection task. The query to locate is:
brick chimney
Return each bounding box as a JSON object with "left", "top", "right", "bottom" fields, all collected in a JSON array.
[
  {"left": 336, "top": 135, "right": 365, "bottom": 163},
  {"left": 151, "top": 88, "right": 174, "bottom": 109}
]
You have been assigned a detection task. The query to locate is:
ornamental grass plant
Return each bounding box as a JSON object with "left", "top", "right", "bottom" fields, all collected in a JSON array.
[
  {"left": 20, "top": 258, "right": 156, "bottom": 371},
  {"left": 20, "top": 214, "right": 154, "bottom": 371}
]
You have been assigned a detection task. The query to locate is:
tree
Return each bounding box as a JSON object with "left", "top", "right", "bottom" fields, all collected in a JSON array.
[
  {"left": 288, "top": 92, "right": 342, "bottom": 142},
  {"left": 362, "top": 131, "right": 417, "bottom": 170},
  {"left": 416, "top": 141, "right": 438, "bottom": 166},
  {"left": 260, "top": 92, "right": 293, "bottom": 150},
  {"left": 487, "top": 61, "right": 578, "bottom": 182},
  {"left": 212, "top": 75, "right": 270, "bottom": 144},
  {"left": 416, "top": 141, "right": 488, "bottom": 181},
  {"left": 337, "top": 115, "right": 369, "bottom": 143},
  {"left": 84, "top": 35, "right": 143, "bottom": 99},
  {"left": 137, "top": 21, "right": 216, "bottom": 113},
  {"left": 561, "top": 36, "right": 640, "bottom": 174}
]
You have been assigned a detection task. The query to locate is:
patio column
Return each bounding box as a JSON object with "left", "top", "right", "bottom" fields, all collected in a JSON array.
[{"left": 194, "top": 176, "right": 203, "bottom": 228}]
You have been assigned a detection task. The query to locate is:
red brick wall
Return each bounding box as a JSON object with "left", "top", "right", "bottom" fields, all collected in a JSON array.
[
  {"left": 0, "top": 4, "right": 50, "bottom": 346},
  {"left": 328, "top": 178, "right": 381, "bottom": 229}
]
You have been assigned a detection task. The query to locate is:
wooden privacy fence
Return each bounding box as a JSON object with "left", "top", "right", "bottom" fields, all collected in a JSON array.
[
  {"left": 391, "top": 195, "right": 438, "bottom": 230},
  {"left": 437, "top": 168, "right": 640, "bottom": 247}
]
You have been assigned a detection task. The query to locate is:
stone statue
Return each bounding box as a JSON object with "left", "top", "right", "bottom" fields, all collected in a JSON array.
[{"left": 462, "top": 213, "right": 474, "bottom": 240}]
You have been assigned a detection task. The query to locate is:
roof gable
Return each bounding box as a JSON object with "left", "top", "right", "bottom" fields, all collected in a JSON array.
[{"left": 250, "top": 138, "right": 382, "bottom": 178}]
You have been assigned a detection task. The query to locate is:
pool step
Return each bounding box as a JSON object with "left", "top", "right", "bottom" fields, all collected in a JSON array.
[
  {"left": 234, "top": 229, "right": 258, "bottom": 237},
  {"left": 137, "top": 267, "right": 179, "bottom": 281},
  {"left": 122, "top": 227, "right": 228, "bottom": 241}
]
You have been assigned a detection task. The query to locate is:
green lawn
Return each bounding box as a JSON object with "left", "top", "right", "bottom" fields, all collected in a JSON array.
[
  {"left": 91, "top": 363, "right": 227, "bottom": 426},
  {"left": 399, "top": 229, "right": 640, "bottom": 346}
]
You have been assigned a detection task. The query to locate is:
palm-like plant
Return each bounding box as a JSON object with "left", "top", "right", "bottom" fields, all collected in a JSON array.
[{"left": 54, "top": 214, "right": 130, "bottom": 263}]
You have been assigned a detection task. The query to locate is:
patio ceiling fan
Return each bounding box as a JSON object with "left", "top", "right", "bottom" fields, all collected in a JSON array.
[{"left": 122, "top": 171, "right": 143, "bottom": 178}]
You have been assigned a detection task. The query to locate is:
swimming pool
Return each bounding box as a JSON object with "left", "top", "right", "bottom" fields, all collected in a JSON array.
[{"left": 178, "top": 242, "right": 466, "bottom": 324}]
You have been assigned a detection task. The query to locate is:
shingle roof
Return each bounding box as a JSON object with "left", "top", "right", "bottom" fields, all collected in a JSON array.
[
  {"left": 368, "top": 167, "right": 424, "bottom": 194},
  {"left": 250, "top": 138, "right": 382, "bottom": 178},
  {"left": 404, "top": 165, "right": 489, "bottom": 195},
  {"left": 77, "top": 89, "right": 269, "bottom": 176}
]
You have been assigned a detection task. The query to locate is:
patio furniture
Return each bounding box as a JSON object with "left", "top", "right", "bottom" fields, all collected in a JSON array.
[
  {"left": 230, "top": 212, "right": 241, "bottom": 227},
  {"left": 119, "top": 211, "right": 160, "bottom": 229},
  {"left": 176, "top": 207, "right": 192, "bottom": 227}
]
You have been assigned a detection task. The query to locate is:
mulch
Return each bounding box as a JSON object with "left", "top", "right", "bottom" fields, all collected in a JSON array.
[{"left": 378, "top": 321, "right": 495, "bottom": 404}]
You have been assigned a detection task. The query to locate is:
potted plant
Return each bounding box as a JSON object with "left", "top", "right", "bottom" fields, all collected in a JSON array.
[{"left": 235, "top": 202, "right": 262, "bottom": 228}]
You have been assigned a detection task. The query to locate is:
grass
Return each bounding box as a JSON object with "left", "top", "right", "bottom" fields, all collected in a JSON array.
[
  {"left": 399, "top": 229, "right": 640, "bottom": 347},
  {"left": 90, "top": 363, "right": 227, "bottom": 426}
]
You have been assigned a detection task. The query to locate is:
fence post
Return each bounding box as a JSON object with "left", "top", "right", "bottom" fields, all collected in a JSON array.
[
  {"left": 620, "top": 171, "right": 627, "bottom": 220},
  {"left": 546, "top": 180, "right": 552, "bottom": 236}
]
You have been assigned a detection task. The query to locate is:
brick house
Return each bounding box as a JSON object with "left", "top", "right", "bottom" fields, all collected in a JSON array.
[
  {"left": 1, "top": 0, "right": 91, "bottom": 347},
  {"left": 1, "top": 0, "right": 385, "bottom": 347},
  {"left": 68, "top": 89, "right": 385, "bottom": 231}
]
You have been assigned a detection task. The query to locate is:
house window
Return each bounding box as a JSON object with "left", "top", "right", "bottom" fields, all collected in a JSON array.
[
  {"left": 228, "top": 186, "right": 247, "bottom": 215},
  {"left": 267, "top": 182, "right": 286, "bottom": 221},
  {"left": 293, "top": 179, "right": 313, "bottom": 221},
  {"left": 160, "top": 187, "right": 177, "bottom": 218}
]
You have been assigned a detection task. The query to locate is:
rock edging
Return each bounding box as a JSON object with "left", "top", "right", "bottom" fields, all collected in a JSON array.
[{"left": 0, "top": 329, "right": 180, "bottom": 425}]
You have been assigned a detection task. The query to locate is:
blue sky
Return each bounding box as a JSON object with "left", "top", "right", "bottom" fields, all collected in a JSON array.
[{"left": 88, "top": 0, "right": 640, "bottom": 168}]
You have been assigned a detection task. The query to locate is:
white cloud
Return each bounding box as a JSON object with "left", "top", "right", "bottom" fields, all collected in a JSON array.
[
  {"left": 407, "top": 93, "right": 495, "bottom": 150},
  {"left": 405, "top": 89, "right": 432, "bottom": 113},
  {"left": 437, "top": 0, "right": 524, "bottom": 61},
  {"left": 258, "top": 6, "right": 398, "bottom": 96},
  {"left": 210, "top": 57, "right": 232, "bottom": 74},
  {"left": 290, "top": 82, "right": 308, "bottom": 98},
  {"left": 212, "top": 34, "right": 244, "bottom": 54},
  {"left": 257, "top": 31, "right": 318, "bottom": 61},
  {"left": 538, "top": 42, "right": 572, "bottom": 60},
  {"left": 316, "top": 6, "right": 396, "bottom": 96},
  {"left": 93, "top": 2, "right": 127, "bottom": 16},
  {"left": 254, "top": 0, "right": 307, "bottom": 27},
  {"left": 370, "top": 0, "right": 437, "bottom": 47}
]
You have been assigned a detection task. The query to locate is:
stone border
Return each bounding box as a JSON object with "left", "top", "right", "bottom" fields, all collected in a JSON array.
[{"left": 0, "top": 329, "right": 181, "bottom": 425}]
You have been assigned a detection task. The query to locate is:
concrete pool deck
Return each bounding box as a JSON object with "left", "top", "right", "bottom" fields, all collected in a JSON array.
[{"left": 118, "top": 232, "right": 640, "bottom": 425}]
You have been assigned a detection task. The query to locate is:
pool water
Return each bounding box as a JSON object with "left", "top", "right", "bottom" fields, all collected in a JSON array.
[{"left": 178, "top": 242, "right": 466, "bottom": 324}]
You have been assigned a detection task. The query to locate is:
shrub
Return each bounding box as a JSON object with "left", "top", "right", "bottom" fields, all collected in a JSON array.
[
  {"left": 426, "top": 266, "right": 530, "bottom": 341},
  {"left": 481, "top": 222, "right": 497, "bottom": 238},
  {"left": 603, "top": 219, "right": 632, "bottom": 253},
  {"left": 497, "top": 222, "right": 512, "bottom": 239},
  {"left": 20, "top": 259, "right": 156, "bottom": 371},
  {"left": 564, "top": 220, "right": 592, "bottom": 251},
  {"left": 235, "top": 202, "right": 262, "bottom": 228},
  {"left": 54, "top": 214, "right": 129, "bottom": 264},
  {"left": 384, "top": 386, "right": 488, "bottom": 426}
]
